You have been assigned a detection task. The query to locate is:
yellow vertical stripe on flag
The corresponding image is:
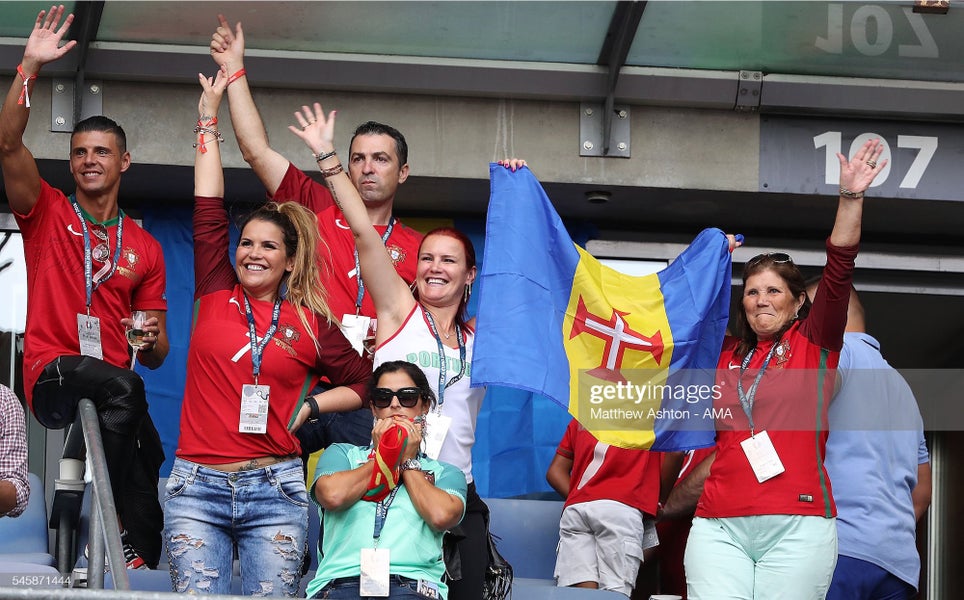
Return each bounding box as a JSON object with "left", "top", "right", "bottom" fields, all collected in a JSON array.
[{"left": 563, "top": 246, "right": 675, "bottom": 448}]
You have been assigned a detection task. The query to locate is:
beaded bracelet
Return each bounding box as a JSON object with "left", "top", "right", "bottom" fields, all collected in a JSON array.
[
  {"left": 839, "top": 187, "right": 864, "bottom": 199},
  {"left": 320, "top": 163, "right": 344, "bottom": 178}
]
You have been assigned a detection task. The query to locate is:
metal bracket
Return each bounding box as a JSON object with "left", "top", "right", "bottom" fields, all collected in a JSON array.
[
  {"left": 579, "top": 103, "right": 631, "bottom": 158},
  {"left": 735, "top": 70, "right": 762, "bottom": 112},
  {"left": 51, "top": 79, "right": 104, "bottom": 132}
]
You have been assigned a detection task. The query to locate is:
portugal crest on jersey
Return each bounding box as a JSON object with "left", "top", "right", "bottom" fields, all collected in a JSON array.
[{"left": 386, "top": 245, "right": 406, "bottom": 266}]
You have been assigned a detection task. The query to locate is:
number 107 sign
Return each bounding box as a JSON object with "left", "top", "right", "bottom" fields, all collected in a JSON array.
[{"left": 759, "top": 116, "right": 964, "bottom": 201}]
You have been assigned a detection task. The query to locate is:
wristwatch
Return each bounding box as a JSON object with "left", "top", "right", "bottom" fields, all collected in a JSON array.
[{"left": 400, "top": 458, "right": 422, "bottom": 472}]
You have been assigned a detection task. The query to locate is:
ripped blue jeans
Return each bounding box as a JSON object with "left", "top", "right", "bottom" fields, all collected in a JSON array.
[{"left": 164, "top": 457, "right": 308, "bottom": 596}]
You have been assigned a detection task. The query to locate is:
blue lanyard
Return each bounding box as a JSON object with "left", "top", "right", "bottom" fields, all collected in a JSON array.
[
  {"left": 423, "top": 309, "right": 467, "bottom": 407},
  {"left": 354, "top": 217, "right": 396, "bottom": 313},
  {"left": 373, "top": 485, "right": 401, "bottom": 543},
  {"left": 241, "top": 293, "right": 283, "bottom": 384},
  {"left": 69, "top": 195, "right": 124, "bottom": 309},
  {"left": 736, "top": 341, "right": 780, "bottom": 435}
]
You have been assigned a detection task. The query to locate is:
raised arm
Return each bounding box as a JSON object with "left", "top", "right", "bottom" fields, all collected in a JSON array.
[
  {"left": 195, "top": 66, "right": 229, "bottom": 200},
  {"left": 209, "top": 15, "right": 290, "bottom": 195},
  {"left": 193, "top": 66, "right": 237, "bottom": 299},
  {"left": 289, "top": 104, "right": 415, "bottom": 331},
  {"left": 0, "top": 6, "right": 76, "bottom": 215},
  {"left": 831, "top": 138, "right": 885, "bottom": 248}
]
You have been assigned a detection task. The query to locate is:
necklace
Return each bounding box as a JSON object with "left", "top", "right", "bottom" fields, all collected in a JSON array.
[{"left": 426, "top": 308, "right": 453, "bottom": 339}]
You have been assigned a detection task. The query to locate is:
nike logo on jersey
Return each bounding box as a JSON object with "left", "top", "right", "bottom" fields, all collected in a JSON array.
[
  {"left": 728, "top": 362, "right": 740, "bottom": 369},
  {"left": 335, "top": 219, "right": 351, "bottom": 230},
  {"left": 67, "top": 224, "right": 83, "bottom": 237}
]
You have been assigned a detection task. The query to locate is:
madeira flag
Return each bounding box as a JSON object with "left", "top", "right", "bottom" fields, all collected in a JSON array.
[{"left": 473, "top": 164, "right": 732, "bottom": 451}]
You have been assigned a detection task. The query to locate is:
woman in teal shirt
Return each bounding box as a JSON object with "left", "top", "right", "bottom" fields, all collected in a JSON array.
[{"left": 307, "top": 361, "right": 466, "bottom": 599}]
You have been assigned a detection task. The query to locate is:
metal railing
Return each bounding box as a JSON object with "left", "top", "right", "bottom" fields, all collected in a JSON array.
[{"left": 49, "top": 399, "right": 130, "bottom": 590}]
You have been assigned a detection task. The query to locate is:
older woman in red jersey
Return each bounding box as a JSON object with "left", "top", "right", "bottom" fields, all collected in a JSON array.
[{"left": 684, "top": 139, "right": 886, "bottom": 600}]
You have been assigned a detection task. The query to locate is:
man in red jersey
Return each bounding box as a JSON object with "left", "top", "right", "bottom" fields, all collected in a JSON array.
[{"left": 0, "top": 6, "right": 169, "bottom": 569}]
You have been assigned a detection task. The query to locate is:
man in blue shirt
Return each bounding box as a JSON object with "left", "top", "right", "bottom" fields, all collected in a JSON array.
[{"left": 807, "top": 282, "right": 931, "bottom": 600}]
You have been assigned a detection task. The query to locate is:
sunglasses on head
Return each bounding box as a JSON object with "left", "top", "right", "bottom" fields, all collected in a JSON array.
[
  {"left": 371, "top": 387, "right": 422, "bottom": 408},
  {"left": 745, "top": 252, "right": 794, "bottom": 268}
]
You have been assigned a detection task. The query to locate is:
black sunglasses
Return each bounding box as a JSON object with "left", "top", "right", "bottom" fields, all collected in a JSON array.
[
  {"left": 371, "top": 387, "right": 422, "bottom": 408},
  {"left": 745, "top": 252, "right": 793, "bottom": 268}
]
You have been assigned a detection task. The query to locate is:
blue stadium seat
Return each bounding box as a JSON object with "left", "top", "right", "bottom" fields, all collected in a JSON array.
[
  {"left": 485, "top": 497, "right": 564, "bottom": 580},
  {"left": 511, "top": 579, "right": 626, "bottom": 598},
  {"left": 0, "top": 473, "right": 56, "bottom": 566},
  {"left": 485, "top": 497, "right": 628, "bottom": 597}
]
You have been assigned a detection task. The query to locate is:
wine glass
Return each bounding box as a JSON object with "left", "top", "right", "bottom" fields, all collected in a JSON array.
[{"left": 126, "top": 310, "right": 148, "bottom": 369}]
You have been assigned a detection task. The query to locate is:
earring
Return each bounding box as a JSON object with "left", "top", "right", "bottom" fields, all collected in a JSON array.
[
  {"left": 463, "top": 284, "right": 472, "bottom": 304},
  {"left": 413, "top": 414, "right": 428, "bottom": 440}
]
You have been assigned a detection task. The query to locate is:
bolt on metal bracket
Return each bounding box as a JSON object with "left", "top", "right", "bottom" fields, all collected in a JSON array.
[
  {"left": 735, "top": 70, "right": 762, "bottom": 112},
  {"left": 579, "top": 103, "right": 631, "bottom": 158},
  {"left": 51, "top": 79, "right": 104, "bottom": 132}
]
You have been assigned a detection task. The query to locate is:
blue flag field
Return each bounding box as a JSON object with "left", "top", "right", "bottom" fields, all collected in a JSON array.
[{"left": 473, "top": 165, "right": 732, "bottom": 451}]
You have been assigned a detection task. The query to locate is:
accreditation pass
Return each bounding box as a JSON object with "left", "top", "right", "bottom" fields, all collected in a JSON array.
[{"left": 239, "top": 384, "right": 270, "bottom": 434}]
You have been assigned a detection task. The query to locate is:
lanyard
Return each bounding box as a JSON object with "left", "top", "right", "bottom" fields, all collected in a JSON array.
[
  {"left": 354, "top": 217, "right": 396, "bottom": 313},
  {"left": 736, "top": 341, "right": 780, "bottom": 436},
  {"left": 241, "top": 293, "right": 283, "bottom": 385},
  {"left": 373, "top": 485, "right": 401, "bottom": 543},
  {"left": 423, "top": 309, "right": 467, "bottom": 407},
  {"left": 69, "top": 195, "right": 124, "bottom": 309}
]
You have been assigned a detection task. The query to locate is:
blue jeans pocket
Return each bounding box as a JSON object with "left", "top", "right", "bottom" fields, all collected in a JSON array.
[
  {"left": 276, "top": 469, "right": 309, "bottom": 508},
  {"left": 164, "top": 471, "right": 189, "bottom": 500}
]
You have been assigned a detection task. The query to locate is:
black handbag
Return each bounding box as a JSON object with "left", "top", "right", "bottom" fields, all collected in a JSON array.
[{"left": 481, "top": 531, "right": 512, "bottom": 600}]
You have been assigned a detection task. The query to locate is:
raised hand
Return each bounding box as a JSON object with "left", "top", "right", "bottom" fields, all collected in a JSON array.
[
  {"left": 22, "top": 5, "right": 77, "bottom": 73},
  {"left": 288, "top": 102, "right": 337, "bottom": 156},
  {"left": 726, "top": 233, "right": 744, "bottom": 254},
  {"left": 837, "top": 138, "right": 887, "bottom": 197},
  {"left": 497, "top": 158, "right": 528, "bottom": 172},
  {"left": 210, "top": 14, "right": 245, "bottom": 69},
  {"left": 198, "top": 64, "right": 229, "bottom": 119}
]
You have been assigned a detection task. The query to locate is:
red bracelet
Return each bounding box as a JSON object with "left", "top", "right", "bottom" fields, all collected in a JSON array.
[
  {"left": 227, "top": 68, "right": 246, "bottom": 86},
  {"left": 17, "top": 64, "right": 37, "bottom": 107},
  {"left": 195, "top": 117, "right": 221, "bottom": 154}
]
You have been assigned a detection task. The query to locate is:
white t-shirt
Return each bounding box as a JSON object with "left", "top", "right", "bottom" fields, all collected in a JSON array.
[{"left": 374, "top": 304, "right": 485, "bottom": 482}]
